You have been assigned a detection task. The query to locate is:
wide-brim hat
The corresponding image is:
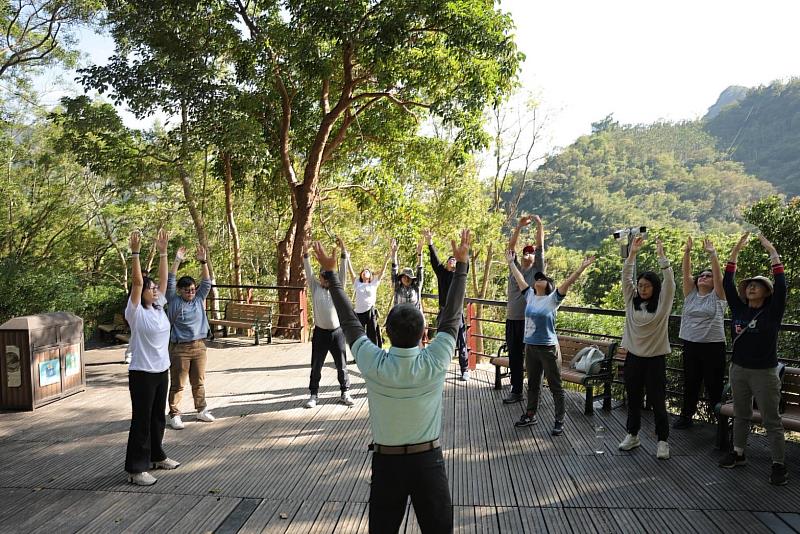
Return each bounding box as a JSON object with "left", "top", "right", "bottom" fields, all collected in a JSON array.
[
  {"left": 737, "top": 275, "right": 774, "bottom": 301},
  {"left": 400, "top": 268, "right": 417, "bottom": 280}
]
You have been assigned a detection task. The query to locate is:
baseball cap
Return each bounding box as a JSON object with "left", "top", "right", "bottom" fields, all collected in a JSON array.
[{"left": 522, "top": 245, "right": 536, "bottom": 255}]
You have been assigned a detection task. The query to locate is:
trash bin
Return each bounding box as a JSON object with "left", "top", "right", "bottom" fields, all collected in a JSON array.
[{"left": 0, "top": 312, "right": 85, "bottom": 411}]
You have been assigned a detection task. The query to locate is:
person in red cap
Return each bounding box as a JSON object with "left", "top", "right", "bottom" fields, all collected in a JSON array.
[
  {"left": 502, "top": 215, "right": 545, "bottom": 403},
  {"left": 719, "top": 233, "right": 788, "bottom": 486}
]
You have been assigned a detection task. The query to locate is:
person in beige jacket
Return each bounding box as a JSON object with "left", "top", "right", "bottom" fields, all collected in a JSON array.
[{"left": 617, "top": 235, "right": 676, "bottom": 460}]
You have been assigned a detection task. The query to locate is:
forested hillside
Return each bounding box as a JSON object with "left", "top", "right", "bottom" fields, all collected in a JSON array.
[
  {"left": 514, "top": 120, "right": 774, "bottom": 250},
  {"left": 705, "top": 79, "right": 800, "bottom": 197}
]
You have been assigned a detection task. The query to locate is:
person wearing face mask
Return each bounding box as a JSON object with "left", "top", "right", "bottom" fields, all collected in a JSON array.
[
  {"left": 719, "top": 233, "right": 788, "bottom": 486},
  {"left": 338, "top": 236, "right": 390, "bottom": 347},
  {"left": 303, "top": 244, "right": 353, "bottom": 409},
  {"left": 502, "top": 215, "right": 545, "bottom": 403},
  {"left": 617, "top": 235, "right": 676, "bottom": 460},
  {"left": 674, "top": 237, "right": 727, "bottom": 430},
  {"left": 165, "top": 244, "right": 215, "bottom": 430},
  {"left": 124, "top": 230, "right": 180, "bottom": 486}
]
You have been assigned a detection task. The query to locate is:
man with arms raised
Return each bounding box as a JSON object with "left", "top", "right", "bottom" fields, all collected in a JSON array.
[{"left": 311, "top": 229, "right": 471, "bottom": 534}]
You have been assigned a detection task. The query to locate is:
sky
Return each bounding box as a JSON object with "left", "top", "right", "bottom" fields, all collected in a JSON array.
[{"left": 42, "top": 0, "right": 800, "bottom": 157}]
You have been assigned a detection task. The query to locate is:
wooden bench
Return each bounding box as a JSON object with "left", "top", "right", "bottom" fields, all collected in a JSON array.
[
  {"left": 97, "top": 313, "right": 130, "bottom": 343},
  {"left": 208, "top": 302, "right": 273, "bottom": 345},
  {"left": 491, "top": 335, "right": 620, "bottom": 415},
  {"left": 716, "top": 364, "right": 800, "bottom": 449}
]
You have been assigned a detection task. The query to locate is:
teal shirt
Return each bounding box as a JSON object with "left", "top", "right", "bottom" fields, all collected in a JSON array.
[{"left": 351, "top": 332, "right": 456, "bottom": 446}]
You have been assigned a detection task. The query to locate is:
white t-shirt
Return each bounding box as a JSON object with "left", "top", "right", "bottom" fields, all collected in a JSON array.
[
  {"left": 125, "top": 294, "right": 170, "bottom": 373},
  {"left": 353, "top": 278, "right": 381, "bottom": 314}
]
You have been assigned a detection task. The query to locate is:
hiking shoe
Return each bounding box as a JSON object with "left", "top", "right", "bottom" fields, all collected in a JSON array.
[
  {"left": 168, "top": 415, "right": 184, "bottom": 430},
  {"left": 656, "top": 441, "right": 670, "bottom": 460},
  {"left": 618, "top": 434, "right": 641, "bottom": 451},
  {"left": 152, "top": 458, "right": 180, "bottom": 470},
  {"left": 551, "top": 421, "right": 564, "bottom": 436},
  {"left": 672, "top": 417, "right": 693, "bottom": 429},
  {"left": 128, "top": 471, "right": 157, "bottom": 486},
  {"left": 503, "top": 392, "right": 523, "bottom": 404},
  {"left": 514, "top": 413, "right": 538, "bottom": 427},
  {"left": 340, "top": 392, "right": 354, "bottom": 406},
  {"left": 718, "top": 450, "right": 747, "bottom": 468},
  {"left": 770, "top": 463, "right": 788, "bottom": 486},
  {"left": 197, "top": 409, "right": 215, "bottom": 422},
  {"left": 304, "top": 395, "right": 318, "bottom": 409},
  {"left": 460, "top": 370, "right": 470, "bottom": 382}
]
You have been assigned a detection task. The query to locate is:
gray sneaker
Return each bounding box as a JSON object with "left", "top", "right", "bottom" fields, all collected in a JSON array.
[
  {"left": 152, "top": 458, "right": 181, "bottom": 470},
  {"left": 128, "top": 471, "right": 157, "bottom": 486},
  {"left": 340, "top": 392, "right": 354, "bottom": 406},
  {"left": 304, "top": 395, "right": 318, "bottom": 409},
  {"left": 460, "top": 370, "right": 470, "bottom": 382},
  {"left": 618, "top": 434, "right": 641, "bottom": 451},
  {"left": 503, "top": 392, "right": 523, "bottom": 404}
]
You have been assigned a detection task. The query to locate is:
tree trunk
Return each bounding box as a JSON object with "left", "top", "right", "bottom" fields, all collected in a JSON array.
[
  {"left": 470, "top": 242, "right": 496, "bottom": 360},
  {"left": 222, "top": 151, "right": 242, "bottom": 302}
]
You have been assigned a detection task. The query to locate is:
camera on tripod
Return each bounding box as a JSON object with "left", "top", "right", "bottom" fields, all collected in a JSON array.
[{"left": 612, "top": 226, "right": 647, "bottom": 258}]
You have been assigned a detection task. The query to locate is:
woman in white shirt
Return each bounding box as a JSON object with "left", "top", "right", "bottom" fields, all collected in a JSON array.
[
  {"left": 674, "top": 237, "right": 726, "bottom": 430},
  {"left": 124, "top": 230, "right": 180, "bottom": 486},
  {"left": 338, "top": 237, "right": 390, "bottom": 347}
]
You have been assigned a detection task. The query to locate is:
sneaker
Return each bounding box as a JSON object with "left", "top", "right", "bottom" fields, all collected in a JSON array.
[
  {"left": 503, "top": 392, "right": 523, "bottom": 404},
  {"left": 196, "top": 409, "right": 215, "bottom": 422},
  {"left": 656, "top": 441, "right": 670, "bottom": 460},
  {"left": 770, "top": 463, "right": 788, "bottom": 486},
  {"left": 304, "top": 395, "right": 318, "bottom": 409},
  {"left": 514, "top": 413, "right": 538, "bottom": 427},
  {"left": 718, "top": 450, "right": 747, "bottom": 468},
  {"left": 128, "top": 471, "right": 157, "bottom": 486},
  {"left": 551, "top": 421, "right": 564, "bottom": 436},
  {"left": 618, "top": 434, "right": 641, "bottom": 451},
  {"left": 340, "top": 392, "right": 354, "bottom": 406},
  {"left": 168, "top": 415, "right": 185, "bottom": 430},
  {"left": 460, "top": 370, "right": 470, "bottom": 382},
  {"left": 672, "top": 417, "right": 693, "bottom": 429},
  {"left": 152, "top": 458, "right": 181, "bottom": 470}
]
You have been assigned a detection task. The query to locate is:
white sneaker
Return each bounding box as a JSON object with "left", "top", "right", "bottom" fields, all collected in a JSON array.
[
  {"left": 304, "top": 395, "right": 318, "bottom": 409},
  {"left": 168, "top": 415, "right": 185, "bottom": 430},
  {"left": 618, "top": 433, "right": 640, "bottom": 451},
  {"left": 656, "top": 441, "right": 670, "bottom": 460},
  {"left": 460, "top": 370, "right": 470, "bottom": 381},
  {"left": 197, "top": 409, "right": 215, "bottom": 422},
  {"left": 152, "top": 458, "right": 181, "bottom": 470},
  {"left": 340, "top": 392, "right": 354, "bottom": 406},
  {"left": 128, "top": 471, "right": 157, "bottom": 486}
]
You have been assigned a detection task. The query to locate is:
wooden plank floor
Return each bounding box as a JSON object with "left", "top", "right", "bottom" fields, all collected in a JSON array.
[{"left": 1, "top": 339, "right": 799, "bottom": 533}]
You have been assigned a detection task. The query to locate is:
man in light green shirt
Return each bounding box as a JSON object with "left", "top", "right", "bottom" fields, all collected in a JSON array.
[{"left": 313, "top": 229, "right": 471, "bottom": 534}]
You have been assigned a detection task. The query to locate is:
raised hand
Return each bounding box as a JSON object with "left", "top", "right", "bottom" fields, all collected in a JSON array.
[
  {"left": 532, "top": 214, "right": 542, "bottom": 226},
  {"left": 416, "top": 236, "right": 424, "bottom": 254},
  {"left": 450, "top": 229, "right": 472, "bottom": 263},
  {"left": 703, "top": 238, "right": 717, "bottom": 256},
  {"left": 655, "top": 237, "right": 665, "bottom": 258},
  {"left": 312, "top": 241, "right": 337, "bottom": 272},
  {"left": 335, "top": 235, "right": 345, "bottom": 252},
  {"left": 505, "top": 249, "right": 515, "bottom": 264},
  {"left": 129, "top": 230, "right": 141, "bottom": 253},
  {"left": 629, "top": 235, "right": 645, "bottom": 255},
  {"left": 422, "top": 229, "right": 433, "bottom": 244},
  {"left": 733, "top": 232, "right": 750, "bottom": 253},
  {"left": 580, "top": 255, "right": 596, "bottom": 270},
  {"left": 390, "top": 238, "right": 398, "bottom": 254},
  {"left": 758, "top": 234, "right": 777, "bottom": 255},
  {"left": 684, "top": 236, "right": 693, "bottom": 254},
  {"left": 518, "top": 215, "right": 533, "bottom": 228},
  {"left": 196, "top": 245, "right": 207, "bottom": 262},
  {"left": 175, "top": 246, "right": 187, "bottom": 262},
  {"left": 156, "top": 229, "right": 169, "bottom": 254}
]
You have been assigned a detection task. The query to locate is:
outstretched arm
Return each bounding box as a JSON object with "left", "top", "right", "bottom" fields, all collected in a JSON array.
[
  {"left": 703, "top": 238, "right": 725, "bottom": 300},
  {"left": 723, "top": 233, "right": 749, "bottom": 306},
  {"left": 507, "top": 215, "right": 531, "bottom": 253},
  {"left": 303, "top": 247, "right": 320, "bottom": 290},
  {"left": 682, "top": 237, "right": 693, "bottom": 298},
  {"left": 129, "top": 231, "right": 143, "bottom": 308},
  {"left": 313, "top": 241, "right": 366, "bottom": 346},
  {"left": 437, "top": 230, "right": 471, "bottom": 339},
  {"left": 374, "top": 248, "right": 391, "bottom": 283},
  {"left": 195, "top": 245, "right": 212, "bottom": 300},
  {"left": 759, "top": 234, "right": 786, "bottom": 320},
  {"left": 557, "top": 255, "right": 595, "bottom": 296},
  {"left": 622, "top": 235, "right": 644, "bottom": 302},
  {"left": 155, "top": 229, "right": 169, "bottom": 295},
  {"left": 505, "top": 250, "right": 529, "bottom": 292}
]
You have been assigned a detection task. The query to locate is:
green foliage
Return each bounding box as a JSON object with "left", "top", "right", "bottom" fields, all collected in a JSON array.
[
  {"left": 515, "top": 121, "right": 774, "bottom": 250},
  {"left": 705, "top": 79, "right": 800, "bottom": 197}
]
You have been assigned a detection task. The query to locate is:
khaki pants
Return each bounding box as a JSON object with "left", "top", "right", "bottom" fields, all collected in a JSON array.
[
  {"left": 730, "top": 363, "right": 785, "bottom": 464},
  {"left": 168, "top": 340, "right": 208, "bottom": 416}
]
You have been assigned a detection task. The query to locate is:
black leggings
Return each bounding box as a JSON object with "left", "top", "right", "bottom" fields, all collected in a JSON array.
[{"left": 624, "top": 353, "right": 669, "bottom": 442}]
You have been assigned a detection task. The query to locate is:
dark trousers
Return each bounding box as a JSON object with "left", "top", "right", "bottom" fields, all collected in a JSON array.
[
  {"left": 505, "top": 319, "right": 525, "bottom": 394},
  {"left": 624, "top": 353, "right": 669, "bottom": 442},
  {"left": 125, "top": 370, "right": 168, "bottom": 473},
  {"left": 436, "top": 310, "right": 469, "bottom": 373},
  {"left": 309, "top": 326, "right": 350, "bottom": 394},
  {"left": 356, "top": 307, "right": 383, "bottom": 347},
  {"left": 680, "top": 340, "right": 726, "bottom": 419},
  {"left": 370, "top": 447, "right": 452, "bottom": 533}
]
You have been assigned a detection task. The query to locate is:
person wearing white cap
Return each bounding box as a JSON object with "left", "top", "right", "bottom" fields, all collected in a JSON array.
[{"left": 719, "top": 233, "right": 788, "bottom": 486}]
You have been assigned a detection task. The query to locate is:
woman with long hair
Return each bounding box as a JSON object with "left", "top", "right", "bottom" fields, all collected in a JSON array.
[
  {"left": 124, "top": 229, "right": 180, "bottom": 486},
  {"left": 339, "top": 236, "right": 390, "bottom": 347},
  {"left": 618, "top": 235, "right": 676, "bottom": 460}
]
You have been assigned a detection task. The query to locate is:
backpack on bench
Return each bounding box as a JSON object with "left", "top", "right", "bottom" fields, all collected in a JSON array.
[{"left": 570, "top": 345, "right": 605, "bottom": 375}]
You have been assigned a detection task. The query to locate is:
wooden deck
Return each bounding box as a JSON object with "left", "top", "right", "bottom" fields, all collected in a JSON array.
[{"left": 1, "top": 339, "right": 799, "bottom": 533}]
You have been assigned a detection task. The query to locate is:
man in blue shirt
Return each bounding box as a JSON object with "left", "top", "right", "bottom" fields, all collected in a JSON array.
[
  {"left": 313, "top": 229, "right": 471, "bottom": 534},
  {"left": 165, "top": 245, "right": 214, "bottom": 430}
]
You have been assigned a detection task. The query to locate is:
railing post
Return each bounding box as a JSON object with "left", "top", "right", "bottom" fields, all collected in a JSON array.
[
  {"left": 467, "top": 302, "right": 477, "bottom": 370},
  {"left": 298, "top": 288, "right": 308, "bottom": 343}
]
